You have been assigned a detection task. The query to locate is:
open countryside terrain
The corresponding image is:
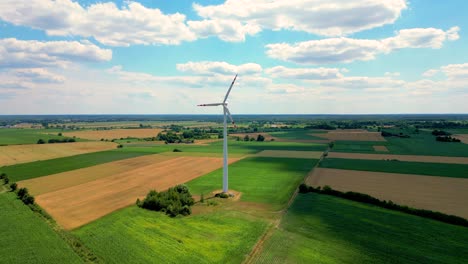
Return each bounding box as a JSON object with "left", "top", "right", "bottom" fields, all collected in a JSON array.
[
  {"left": 26, "top": 155, "right": 241, "bottom": 229},
  {"left": 306, "top": 168, "right": 468, "bottom": 219},
  {"left": 0, "top": 142, "right": 117, "bottom": 166},
  {"left": 63, "top": 128, "right": 163, "bottom": 140},
  {"left": 327, "top": 151, "right": 468, "bottom": 164}
]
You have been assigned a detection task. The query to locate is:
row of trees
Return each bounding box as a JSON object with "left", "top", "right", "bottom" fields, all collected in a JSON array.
[
  {"left": 37, "top": 138, "right": 76, "bottom": 144},
  {"left": 436, "top": 136, "right": 461, "bottom": 143},
  {"left": 298, "top": 184, "right": 468, "bottom": 227},
  {"left": 238, "top": 134, "right": 266, "bottom": 142},
  {"left": 381, "top": 131, "right": 410, "bottom": 138},
  {"left": 137, "top": 185, "right": 195, "bottom": 217}
]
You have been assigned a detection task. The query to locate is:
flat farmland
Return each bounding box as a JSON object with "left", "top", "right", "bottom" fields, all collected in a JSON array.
[
  {"left": 19, "top": 154, "right": 175, "bottom": 195},
  {"left": 63, "top": 128, "right": 163, "bottom": 140},
  {"left": 320, "top": 158, "right": 468, "bottom": 178},
  {"left": 254, "top": 150, "right": 323, "bottom": 159},
  {"left": 33, "top": 156, "right": 241, "bottom": 230},
  {"left": 316, "top": 130, "right": 386, "bottom": 141},
  {"left": 454, "top": 134, "right": 468, "bottom": 144},
  {"left": 306, "top": 168, "right": 468, "bottom": 219},
  {"left": 328, "top": 152, "right": 468, "bottom": 164},
  {"left": 0, "top": 141, "right": 117, "bottom": 166},
  {"left": 252, "top": 193, "right": 468, "bottom": 263}
]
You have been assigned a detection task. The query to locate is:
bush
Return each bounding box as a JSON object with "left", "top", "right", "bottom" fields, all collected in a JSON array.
[
  {"left": 0, "top": 173, "right": 6, "bottom": 179},
  {"left": 215, "top": 192, "right": 229, "bottom": 198},
  {"left": 10, "top": 182, "right": 17, "bottom": 191},
  {"left": 3, "top": 175, "right": 9, "bottom": 184},
  {"left": 256, "top": 134, "right": 265, "bottom": 142},
  {"left": 138, "top": 184, "right": 194, "bottom": 217},
  {"left": 37, "top": 139, "right": 46, "bottom": 144},
  {"left": 17, "top": 188, "right": 29, "bottom": 199},
  {"left": 117, "top": 144, "right": 123, "bottom": 148},
  {"left": 22, "top": 194, "right": 35, "bottom": 205},
  {"left": 173, "top": 148, "right": 182, "bottom": 152}
]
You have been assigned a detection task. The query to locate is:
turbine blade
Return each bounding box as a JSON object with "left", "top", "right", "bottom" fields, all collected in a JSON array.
[
  {"left": 197, "top": 103, "right": 224, "bottom": 106},
  {"left": 224, "top": 106, "right": 236, "bottom": 127},
  {"left": 223, "top": 74, "right": 238, "bottom": 103}
]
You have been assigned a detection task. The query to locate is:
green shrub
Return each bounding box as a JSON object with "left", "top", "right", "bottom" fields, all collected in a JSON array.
[
  {"left": 17, "top": 188, "right": 29, "bottom": 199},
  {"left": 10, "top": 182, "right": 17, "bottom": 191},
  {"left": 215, "top": 192, "right": 229, "bottom": 199},
  {"left": 173, "top": 148, "right": 182, "bottom": 152},
  {"left": 3, "top": 175, "right": 9, "bottom": 184},
  {"left": 37, "top": 139, "right": 46, "bottom": 144},
  {"left": 138, "top": 184, "right": 194, "bottom": 217}
]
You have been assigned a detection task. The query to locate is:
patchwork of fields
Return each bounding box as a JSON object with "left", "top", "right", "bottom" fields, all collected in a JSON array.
[
  {"left": 306, "top": 168, "right": 468, "bottom": 218},
  {"left": 63, "top": 128, "right": 163, "bottom": 140},
  {"left": 22, "top": 155, "right": 240, "bottom": 229},
  {"left": 0, "top": 141, "right": 117, "bottom": 166}
]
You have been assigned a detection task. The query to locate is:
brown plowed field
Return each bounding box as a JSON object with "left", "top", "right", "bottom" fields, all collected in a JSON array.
[
  {"left": 0, "top": 142, "right": 117, "bottom": 166},
  {"left": 255, "top": 150, "right": 323, "bottom": 159},
  {"left": 35, "top": 156, "right": 240, "bottom": 230},
  {"left": 306, "top": 168, "right": 468, "bottom": 219},
  {"left": 63, "top": 128, "right": 163, "bottom": 140},
  {"left": 19, "top": 154, "right": 175, "bottom": 196},
  {"left": 373, "top": 145, "right": 389, "bottom": 152},
  {"left": 328, "top": 152, "right": 468, "bottom": 164},
  {"left": 454, "top": 134, "right": 468, "bottom": 144},
  {"left": 316, "top": 130, "right": 385, "bottom": 141}
]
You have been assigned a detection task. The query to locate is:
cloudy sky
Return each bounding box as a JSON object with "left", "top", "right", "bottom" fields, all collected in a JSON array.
[{"left": 0, "top": 0, "right": 467, "bottom": 114}]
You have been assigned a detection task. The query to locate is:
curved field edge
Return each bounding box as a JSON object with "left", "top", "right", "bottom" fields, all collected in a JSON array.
[
  {"left": 0, "top": 192, "right": 82, "bottom": 264},
  {"left": 252, "top": 193, "right": 468, "bottom": 264},
  {"left": 319, "top": 158, "right": 468, "bottom": 178},
  {"left": 73, "top": 206, "right": 268, "bottom": 264}
]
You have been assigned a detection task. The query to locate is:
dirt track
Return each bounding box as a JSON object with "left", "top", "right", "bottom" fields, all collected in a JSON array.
[
  {"left": 0, "top": 142, "right": 117, "bottom": 166},
  {"left": 306, "top": 168, "right": 468, "bottom": 219},
  {"left": 328, "top": 152, "right": 468, "bottom": 164},
  {"left": 35, "top": 156, "right": 240, "bottom": 230},
  {"left": 63, "top": 128, "right": 163, "bottom": 140}
]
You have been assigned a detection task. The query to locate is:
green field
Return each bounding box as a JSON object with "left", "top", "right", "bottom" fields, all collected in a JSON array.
[
  {"left": 122, "top": 140, "right": 327, "bottom": 155},
  {"left": 0, "top": 129, "right": 75, "bottom": 145},
  {"left": 73, "top": 207, "right": 267, "bottom": 263},
  {"left": 269, "top": 129, "right": 327, "bottom": 141},
  {"left": 319, "top": 158, "right": 468, "bottom": 179},
  {"left": 187, "top": 157, "right": 318, "bottom": 210},
  {"left": 253, "top": 193, "right": 468, "bottom": 263},
  {"left": 0, "top": 150, "right": 153, "bottom": 182},
  {"left": 0, "top": 192, "right": 81, "bottom": 263},
  {"left": 330, "top": 130, "right": 468, "bottom": 157}
]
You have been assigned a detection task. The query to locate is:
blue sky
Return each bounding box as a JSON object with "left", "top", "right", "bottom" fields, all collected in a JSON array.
[{"left": 0, "top": 0, "right": 467, "bottom": 114}]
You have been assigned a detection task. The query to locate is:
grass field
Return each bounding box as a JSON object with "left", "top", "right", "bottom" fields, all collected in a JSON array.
[
  {"left": 319, "top": 158, "right": 468, "bottom": 178},
  {"left": 0, "top": 129, "right": 71, "bottom": 145},
  {"left": 73, "top": 207, "right": 267, "bottom": 263},
  {"left": 332, "top": 141, "right": 382, "bottom": 153},
  {"left": 187, "top": 157, "right": 318, "bottom": 210},
  {"left": 253, "top": 193, "right": 468, "bottom": 263},
  {"left": 0, "top": 192, "right": 81, "bottom": 263},
  {"left": 269, "top": 130, "right": 328, "bottom": 141},
  {"left": 0, "top": 149, "right": 153, "bottom": 182}
]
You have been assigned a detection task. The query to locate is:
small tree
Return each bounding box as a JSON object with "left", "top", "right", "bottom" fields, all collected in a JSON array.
[
  {"left": 17, "top": 188, "right": 29, "bottom": 199},
  {"left": 256, "top": 134, "right": 265, "bottom": 142},
  {"left": 22, "top": 194, "right": 35, "bottom": 205},
  {"left": 37, "top": 139, "right": 46, "bottom": 144},
  {"left": 58, "top": 132, "right": 62, "bottom": 136},
  {"left": 0, "top": 173, "right": 5, "bottom": 180},
  {"left": 243, "top": 135, "right": 250, "bottom": 141},
  {"left": 3, "top": 175, "right": 9, "bottom": 184},
  {"left": 10, "top": 182, "right": 17, "bottom": 192}
]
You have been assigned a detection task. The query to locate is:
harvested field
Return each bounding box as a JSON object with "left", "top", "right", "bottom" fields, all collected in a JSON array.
[
  {"left": 454, "top": 134, "right": 468, "bottom": 144},
  {"left": 255, "top": 150, "right": 323, "bottom": 159},
  {"left": 306, "top": 168, "right": 468, "bottom": 219},
  {"left": 373, "top": 145, "right": 389, "bottom": 152},
  {"left": 0, "top": 142, "right": 117, "bottom": 166},
  {"left": 328, "top": 152, "right": 468, "bottom": 164},
  {"left": 19, "top": 154, "right": 175, "bottom": 195},
  {"left": 63, "top": 128, "right": 163, "bottom": 140},
  {"left": 34, "top": 156, "right": 240, "bottom": 230},
  {"left": 230, "top": 133, "right": 329, "bottom": 144},
  {"left": 316, "top": 130, "right": 385, "bottom": 141}
]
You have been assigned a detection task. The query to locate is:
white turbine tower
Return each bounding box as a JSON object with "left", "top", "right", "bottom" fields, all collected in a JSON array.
[{"left": 198, "top": 74, "right": 237, "bottom": 194}]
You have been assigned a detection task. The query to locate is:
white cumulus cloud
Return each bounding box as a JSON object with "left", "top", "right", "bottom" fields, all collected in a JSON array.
[
  {"left": 266, "top": 27, "right": 460, "bottom": 64},
  {"left": 265, "top": 66, "right": 344, "bottom": 80},
  {"left": 176, "top": 61, "right": 262, "bottom": 75}
]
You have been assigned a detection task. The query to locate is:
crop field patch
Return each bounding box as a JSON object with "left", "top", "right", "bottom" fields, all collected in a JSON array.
[
  {"left": 306, "top": 168, "right": 468, "bottom": 219},
  {"left": 317, "top": 130, "right": 386, "bottom": 141},
  {"left": 0, "top": 141, "right": 117, "bottom": 166},
  {"left": 254, "top": 150, "right": 323, "bottom": 159},
  {"left": 63, "top": 128, "right": 163, "bottom": 140},
  {"left": 19, "top": 154, "right": 175, "bottom": 196},
  {"left": 454, "top": 134, "right": 468, "bottom": 144},
  {"left": 34, "top": 156, "right": 240, "bottom": 230},
  {"left": 372, "top": 145, "right": 389, "bottom": 152},
  {"left": 253, "top": 193, "right": 468, "bottom": 263},
  {"left": 327, "top": 152, "right": 468, "bottom": 164}
]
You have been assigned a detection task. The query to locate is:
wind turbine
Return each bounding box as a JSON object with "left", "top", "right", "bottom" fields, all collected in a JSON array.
[{"left": 198, "top": 74, "right": 237, "bottom": 194}]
